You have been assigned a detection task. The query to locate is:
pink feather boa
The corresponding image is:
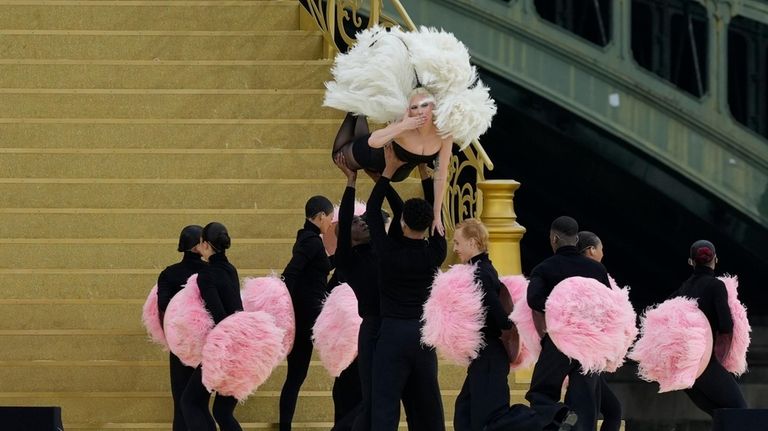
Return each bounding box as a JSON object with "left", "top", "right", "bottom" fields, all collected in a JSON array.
[
  {"left": 312, "top": 283, "right": 363, "bottom": 377},
  {"left": 421, "top": 264, "right": 486, "bottom": 366},
  {"left": 201, "top": 311, "right": 285, "bottom": 401},
  {"left": 545, "top": 276, "right": 638, "bottom": 374},
  {"left": 715, "top": 275, "right": 751, "bottom": 376},
  {"left": 164, "top": 274, "right": 214, "bottom": 367},
  {"left": 141, "top": 284, "right": 168, "bottom": 350},
  {"left": 502, "top": 275, "right": 541, "bottom": 369},
  {"left": 629, "top": 297, "right": 713, "bottom": 392},
  {"left": 241, "top": 276, "right": 296, "bottom": 359},
  {"left": 332, "top": 199, "right": 367, "bottom": 223}
]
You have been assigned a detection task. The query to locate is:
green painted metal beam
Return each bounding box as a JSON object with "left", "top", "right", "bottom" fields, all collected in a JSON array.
[{"left": 387, "top": 0, "right": 768, "bottom": 226}]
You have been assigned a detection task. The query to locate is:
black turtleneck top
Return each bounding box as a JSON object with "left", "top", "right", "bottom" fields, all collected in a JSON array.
[
  {"left": 282, "top": 219, "right": 333, "bottom": 305},
  {"left": 671, "top": 266, "right": 733, "bottom": 336},
  {"left": 197, "top": 252, "right": 243, "bottom": 324},
  {"left": 527, "top": 245, "right": 611, "bottom": 313},
  {"left": 157, "top": 251, "right": 206, "bottom": 318},
  {"left": 367, "top": 177, "right": 447, "bottom": 319},
  {"left": 469, "top": 253, "right": 513, "bottom": 338},
  {"left": 334, "top": 179, "right": 433, "bottom": 318}
]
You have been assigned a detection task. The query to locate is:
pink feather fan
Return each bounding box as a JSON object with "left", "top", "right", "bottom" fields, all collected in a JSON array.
[
  {"left": 629, "top": 297, "right": 713, "bottom": 392},
  {"left": 241, "top": 276, "right": 296, "bottom": 359},
  {"left": 715, "top": 275, "right": 751, "bottom": 376},
  {"left": 312, "top": 283, "right": 363, "bottom": 377},
  {"left": 421, "top": 264, "right": 486, "bottom": 366},
  {"left": 545, "top": 276, "right": 638, "bottom": 374},
  {"left": 141, "top": 284, "right": 168, "bottom": 350},
  {"left": 502, "top": 275, "right": 541, "bottom": 369},
  {"left": 201, "top": 311, "right": 285, "bottom": 401},
  {"left": 164, "top": 274, "right": 214, "bottom": 367},
  {"left": 332, "top": 199, "right": 367, "bottom": 223}
]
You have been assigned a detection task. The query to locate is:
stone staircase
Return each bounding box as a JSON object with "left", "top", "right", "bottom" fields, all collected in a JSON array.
[{"left": 0, "top": 0, "right": 535, "bottom": 429}]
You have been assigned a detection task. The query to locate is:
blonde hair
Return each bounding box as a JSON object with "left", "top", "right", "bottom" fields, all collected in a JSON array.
[
  {"left": 455, "top": 218, "right": 489, "bottom": 252},
  {"left": 408, "top": 87, "right": 435, "bottom": 103}
]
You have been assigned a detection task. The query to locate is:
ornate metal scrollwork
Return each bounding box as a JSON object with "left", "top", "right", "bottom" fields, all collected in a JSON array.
[{"left": 301, "top": 0, "right": 493, "bottom": 237}]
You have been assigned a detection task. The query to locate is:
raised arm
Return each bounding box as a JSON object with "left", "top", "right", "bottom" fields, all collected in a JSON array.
[
  {"left": 368, "top": 108, "right": 425, "bottom": 148},
  {"left": 431, "top": 138, "right": 453, "bottom": 235},
  {"left": 334, "top": 153, "right": 357, "bottom": 265}
]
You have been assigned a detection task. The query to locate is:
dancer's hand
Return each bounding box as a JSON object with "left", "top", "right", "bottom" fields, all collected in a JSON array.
[
  {"left": 400, "top": 109, "right": 426, "bottom": 131},
  {"left": 334, "top": 153, "right": 357, "bottom": 185},
  {"left": 431, "top": 217, "right": 445, "bottom": 237},
  {"left": 382, "top": 143, "right": 406, "bottom": 179}
]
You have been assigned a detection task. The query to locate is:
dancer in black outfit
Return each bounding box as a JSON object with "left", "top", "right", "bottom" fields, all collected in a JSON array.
[
  {"left": 157, "top": 225, "right": 205, "bottom": 431},
  {"left": 576, "top": 231, "right": 622, "bottom": 431},
  {"left": 670, "top": 240, "right": 747, "bottom": 416},
  {"left": 180, "top": 222, "right": 243, "bottom": 431},
  {"left": 367, "top": 144, "right": 447, "bottom": 431},
  {"left": 450, "top": 219, "right": 514, "bottom": 431},
  {"left": 279, "top": 196, "right": 335, "bottom": 431},
  {"left": 332, "top": 153, "right": 431, "bottom": 431},
  {"left": 524, "top": 216, "right": 610, "bottom": 431}
]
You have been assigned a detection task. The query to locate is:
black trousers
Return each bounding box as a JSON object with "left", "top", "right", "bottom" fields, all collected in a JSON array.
[
  {"left": 169, "top": 352, "right": 195, "bottom": 431},
  {"left": 528, "top": 335, "right": 600, "bottom": 431},
  {"left": 684, "top": 355, "right": 747, "bottom": 417},
  {"left": 332, "top": 359, "right": 363, "bottom": 431},
  {"left": 279, "top": 300, "right": 322, "bottom": 431},
  {"left": 597, "top": 377, "right": 621, "bottom": 431},
  {"left": 180, "top": 366, "right": 241, "bottom": 431},
  {"left": 350, "top": 317, "right": 381, "bottom": 431},
  {"left": 454, "top": 338, "right": 511, "bottom": 431},
  {"left": 371, "top": 318, "right": 445, "bottom": 431}
]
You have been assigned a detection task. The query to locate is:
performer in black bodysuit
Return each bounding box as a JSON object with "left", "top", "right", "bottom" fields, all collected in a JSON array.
[
  {"left": 330, "top": 87, "right": 452, "bottom": 235},
  {"left": 576, "top": 231, "right": 622, "bottom": 431},
  {"left": 450, "top": 218, "right": 514, "bottom": 431},
  {"left": 367, "top": 144, "right": 447, "bottom": 431},
  {"left": 157, "top": 225, "right": 205, "bottom": 431},
  {"left": 524, "top": 216, "right": 611, "bottom": 431},
  {"left": 279, "top": 196, "right": 335, "bottom": 431},
  {"left": 332, "top": 153, "right": 432, "bottom": 431},
  {"left": 180, "top": 222, "right": 243, "bottom": 431},
  {"left": 670, "top": 240, "right": 747, "bottom": 416}
]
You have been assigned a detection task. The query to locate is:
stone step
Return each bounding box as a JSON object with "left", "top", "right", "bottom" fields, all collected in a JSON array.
[
  {"left": 0, "top": 273, "right": 162, "bottom": 299},
  {"left": 0, "top": 32, "right": 323, "bottom": 60},
  {"left": 0, "top": 332, "right": 167, "bottom": 361},
  {"left": 0, "top": 121, "right": 341, "bottom": 149},
  {"left": 0, "top": 91, "right": 335, "bottom": 119},
  {"left": 0, "top": 1, "right": 299, "bottom": 31},
  {"left": 0, "top": 240, "right": 296, "bottom": 270},
  {"left": 0, "top": 209, "right": 306, "bottom": 239},
  {"left": 0, "top": 180, "right": 421, "bottom": 209},
  {"left": 0, "top": 61, "right": 331, "bottom": 89},
  {"left": 0, "top": 150, "right": 341, "bottom": 179},
  {"left": 0, "top": 391, "right": 525, "bottom": 423},
  {"left": 0, "top": 360, "right": 486, "bottom": 393},
  {"left": 63, "top": 424, "right": 445, "bottom": 431}
]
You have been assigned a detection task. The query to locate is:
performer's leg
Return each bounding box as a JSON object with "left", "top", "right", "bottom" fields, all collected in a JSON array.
[
  {"left": 170, "top": 352, "right": 195, "bottom": 431},
  {"left": 403, "top": 325, "right": 445, "bottom": 431},
  {"left": 352, "top": 317, "right": 380, "bottom": 431},
  {"left": 597, "top": 378, "right": 621, "bottom": 431},
  {"left": 279, "top": 308, "right": 316, "bottom": 431},
  {"left": 455, "top": 339, "right": 510, "bottom": 431},
  {"left": 180, "top": 367, "right": 216, "bottom": 431},
  {"left": 212, "top": 394, "right": 242, "bottom": 431},
  {"left": 564, "top": 370, "right": 600, "bottom": 431},
  {"left": 333, "top": 112, "right": 358, "bottom": 156},
  {"left": 333, "top": 359, "right": 362, "bottom": 428},
  {"left": 526, "top": 335, "right": 575, "bottom": 421},
  {"left": 453, "top": 374, "right": 472, "bottom": 431},
  {"left": 684, "top": 358, "right": 747, "bottom": 417},
  {"left": 371, "top": 318, "right": 412, "bottom": 431}
]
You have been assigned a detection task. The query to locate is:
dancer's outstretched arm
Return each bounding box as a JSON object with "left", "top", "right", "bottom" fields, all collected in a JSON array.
[
  {"left": 431, "top": 138, "right": 453, "bottom": 235},
  {"left": 368, "top": 108, "right": 424, "bottom": 148}
]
